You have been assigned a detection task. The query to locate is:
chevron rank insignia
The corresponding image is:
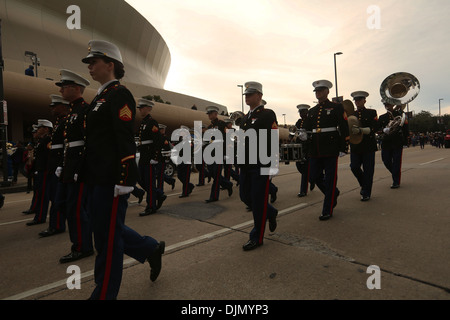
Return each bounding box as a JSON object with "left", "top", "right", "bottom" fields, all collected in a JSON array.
[{"left": 119, "top": 104, "right": 132, "bottom": 121}]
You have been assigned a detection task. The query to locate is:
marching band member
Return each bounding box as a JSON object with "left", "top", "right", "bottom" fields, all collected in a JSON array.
[
  {"left": 239, "top": 81, "right": 278, "bottom": 251},
  {"left": 136, "top": 99, "right": 166, "bottom": 216},
  {"left": 82, "top": 40, "right": 164, "bottom": 300},
  {"left": 304, "top": 80, "right": 349, "bottom": 221},
  {"left": 293, "top": 104, "right": 313, "bottom": 197},
  {"left": 54, "top": 70, "right": 94, "bottom": 263},
  {"left": 349, "top": 91, "right": 379, "bottom": 201},
  {"left": 26, "top": 119, "right": 53, "bottom": 226},
  {"left": 378, "top": 100, "right": 409, "bottom": 189},
  {"left": 38, "top": 95, "right": 69, "bottom": 236},
  {"left": 205, "top": 106, "right": 233, "bottom": 203}
]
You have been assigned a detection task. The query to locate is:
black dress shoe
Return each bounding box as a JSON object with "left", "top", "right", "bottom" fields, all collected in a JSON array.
[
  {"left": 310, "top": 183, "right": 315, "bottom": 191},
  {"left": 39, "top": 228, "right": 64, "bottom": 237},
  {"left": 156, "top": 195, "right": 167, "bottom": 210},
  {"left": 227, "top": 185, "right": 233, "bottom": 197},
  {"left": 361, "top": 195, "right": 370, "bottom": 202},
  {"left": 270, "top": 192, "right": 277, "bottom": 203},
  {"left": 243, "top": 240, "right": 262, "bottom": 251},
  {"left": 137, "top": 190, "right": 145, "bottom": 204},
  {"left": 333, "top": 189, "right": 340, "bottom": 208},
  {"left": 179, "top": 194, "right": 189, "bottom": 198},
  {"left": 171, "top": 181, "right": 176, "bottom": 190},
  {"left": 22, "top": 210, "right": 35, "bottom": 215},
  {"left": 269, "top": 210, "right": 278, "bottom": 232},
  {"left": 148, "top": 241, "right": 165, "bottom": 282},
  {"left": 246, "top": 207, "right": 252, "bottom": 212},
  {"left": 26, "top": 220, "right": 45, "bottom": 226},
  {"left": 205, "top": 199, "right": 218, "bottom": 203},
  {"left": 390, "top": 184, "right": 400, "bottom": 189},
  {"left": 196, "top": 183, "right": 205, "bottom": 186},
  {"left": 60, "top": 250, "right": 94, "bottom": 264},
  {"left": 319, "top": 214, "right": 332, "bottom": 221},
  {"left": 139, "top": 208, "right": 156, "bottom": 216},
  {"left": 297, "top": 192, "right": 307, "bottom": 197}
]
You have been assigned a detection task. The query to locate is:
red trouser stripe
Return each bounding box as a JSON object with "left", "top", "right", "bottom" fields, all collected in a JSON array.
[
  {"left": 100, "top": 196, "right": 119, "bottom": 300},
  {"left": 259, "top": 177, "right": 270, "bottom": 244},
  {"left": 185, "top": 165, "right": 190, "bottom": 194},
  {"left": 329, "top": 157, "right": 339, "bottom": 216},
  {"left": 75, "top": 183, "right": 84, "bottom": 252},
  {"left": 149, "top": 165, "right": 153, "bottom": 206},
  {"left": 214, "top": 164, "right": 221, "bottom": 199},
  {"left": 38, "top": 172, "right": 48, "bottom": 221}
]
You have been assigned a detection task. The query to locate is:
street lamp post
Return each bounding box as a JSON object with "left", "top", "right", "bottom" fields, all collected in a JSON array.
[
  {"left": 237, "top": 85, "right": 244, "bottom": 112},
  {"left": 334, "top": 52, "right": 343, "bottom": 101},
  {"left": 439, "top": 98, "right": 443, "bottom": 117},
  {"left": 282, "top": 114, "right": 286, "bottom": 127}
]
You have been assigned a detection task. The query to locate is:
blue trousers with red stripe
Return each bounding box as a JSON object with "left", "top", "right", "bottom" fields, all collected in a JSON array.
[
  {"left": 32, "top": 171, "right": 51, "bottom": 223},
  {"left": 381, "top": 147, "right": 403, "bottom": 186},
  {"left": 139, "top": 164, "right": 164, "bottom": 210},
  {"left": 309, "top": 156, "right": 339, "bottom": 217},
  {"left": 48, "top": 177, "right": 66, "bottom": 232},
  {"left": 239, "top": 168, "right": 277, "bottom": 244},
  {"left": 296, "top": 161, "right": 310, "bottom": 195},
  {"left": 177, "top": 163, "right": 194, "bottom": 196},
  {"left": 86, "top": 184, "right": 159, "bottom": 300},
  {"left": 155, "top": 162, "right": 176, "bottom": 192},
  {"left": 208, "top": 164, "right": 232, "bottom": 201}
]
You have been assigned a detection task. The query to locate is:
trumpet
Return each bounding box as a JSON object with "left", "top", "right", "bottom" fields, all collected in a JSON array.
[
  {"left": 289, "top": 126, "right": 308, "bottom": 142},
  {"left": 229, "top": 111, "right": 245, "bottom": 126}
]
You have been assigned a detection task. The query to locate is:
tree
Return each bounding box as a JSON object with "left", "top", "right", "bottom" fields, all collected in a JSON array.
[{"left": 142, "top": 95, "right": 171, "bottom": 105}]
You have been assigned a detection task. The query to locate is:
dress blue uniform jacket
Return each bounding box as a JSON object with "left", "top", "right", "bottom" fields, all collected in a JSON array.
[
  {"left": 350, "top": 107, "right": 379, "bottom": 154},
  {"left": 84, "top": 81, "right": 138, "bottom": 186},
  {"left": 62, "top": 98, "right": 89, "bottom": 183},
  {"left": 304, "top": 100, "right": 350, "bottom": 157}
]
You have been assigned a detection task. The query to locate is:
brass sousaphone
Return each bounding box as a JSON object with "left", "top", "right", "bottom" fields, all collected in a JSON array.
[
  {"left": 342, "top": 99, "right": 363, "bottom": 144},
  {"left": 380, "top": 72, "right": 420, "bottom": 134}
]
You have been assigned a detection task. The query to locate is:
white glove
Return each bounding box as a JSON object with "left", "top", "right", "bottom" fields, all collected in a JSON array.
[
  {"left": 352, "top": 125, "right": 361, "bottom": 135},
  {"left": 383, "top": 128, "right": 390, "bottom": 134},
  {"left": 55, "top": 167, "right": 62, "bottom": 177},
  {"left": 74, "top": 174, "right": 78, "bottom": 182},
  {"left": 114, "top": 185, "right": 134, "bottom": 197},
  {"left": 360, "top": 127, "right": 371, "bottom": 135},
  {"left": 150, "top": 160, "right": 158, "bottom": 165}
]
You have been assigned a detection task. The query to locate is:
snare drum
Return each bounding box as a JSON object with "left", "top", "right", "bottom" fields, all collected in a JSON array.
[{"left": 280, "top": 144, "right": 305, "bottom": 162}]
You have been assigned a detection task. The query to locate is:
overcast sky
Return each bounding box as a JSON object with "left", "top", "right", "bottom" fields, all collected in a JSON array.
[{"left": 125, "top": 0, "right": 450, "bottom": 124}]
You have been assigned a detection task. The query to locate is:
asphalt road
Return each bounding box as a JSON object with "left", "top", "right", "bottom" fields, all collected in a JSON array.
[{"left": 1, "top": 146, "right": 449, "bottom": 303}]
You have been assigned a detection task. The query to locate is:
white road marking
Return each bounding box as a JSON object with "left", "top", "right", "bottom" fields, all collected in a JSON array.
[
  {"left": 419, "top": 158, "right": 445, "bottom": 166},
  {"left": 2, "top": 202, "right": 308, "bottom": 300}
]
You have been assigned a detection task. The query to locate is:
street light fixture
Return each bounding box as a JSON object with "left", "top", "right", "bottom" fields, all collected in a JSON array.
[
  {"left": 334, "top": 52, "right": 343, "bottom": 101},
  {"left": 282, "top": 113, "right": 286, "bottom": 127},
  {"left": 237, "top": 85, "right": 244, "bottom": 112}
]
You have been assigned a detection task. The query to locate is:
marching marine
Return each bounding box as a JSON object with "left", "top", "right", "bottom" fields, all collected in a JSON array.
[
  {"left": 38, "top": 95, "right": 69, "bottom": 237},
  {"left": 54, "top": 69, "right": 94, "bottom": 263},
  {"left": 136, "top": 99, "right": 166, "bottom": 216},
  {"left": 292, "top": 104, "right": 313, "bottom": 198},
  {"left": 378, "top": 100, "right": 409, "bottom": 189},
  {"left": 239, "top": 81, "right": 278, "bottom": 251},
  {"left": 82, "top": 40, "right": 165, "bottom": 300},
  {"left": 348, "top": 91, "right": 379, "bottom": 201},
  {"left": 303, "top": 80, "right": 349, "bottom": 221}
]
